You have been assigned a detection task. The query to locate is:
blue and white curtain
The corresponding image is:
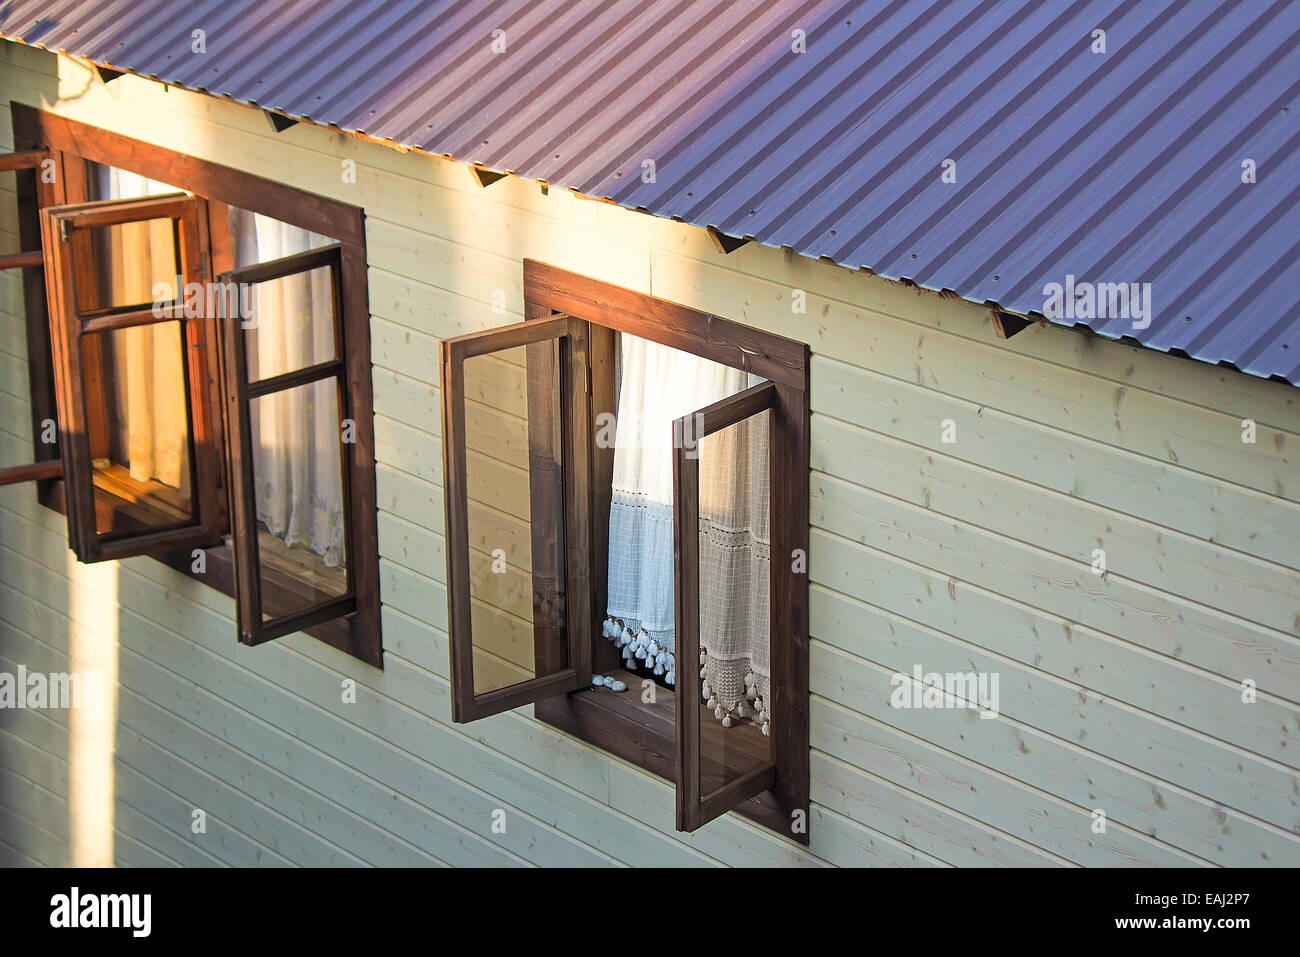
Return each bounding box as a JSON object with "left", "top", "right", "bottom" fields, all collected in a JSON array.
[{"left": 603, "top": 334, "right": 771, "bottom": 732}]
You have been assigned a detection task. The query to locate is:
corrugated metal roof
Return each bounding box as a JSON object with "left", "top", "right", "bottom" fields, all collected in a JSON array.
[{"left": 3, "top": 1, "right": 1298, "bottom": 382}]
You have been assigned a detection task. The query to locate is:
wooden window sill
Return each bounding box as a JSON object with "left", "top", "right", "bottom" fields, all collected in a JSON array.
[
  {"left": 38, "top": 479, "right": 379, "bottom": 667},
  {"left": 534, "top": 667, "right": 796, "bottom": 840}
]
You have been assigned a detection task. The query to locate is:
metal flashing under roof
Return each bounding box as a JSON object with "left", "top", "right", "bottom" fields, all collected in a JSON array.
[{"left": 2, "top": 0, "right": 1297, "bottom": 383}]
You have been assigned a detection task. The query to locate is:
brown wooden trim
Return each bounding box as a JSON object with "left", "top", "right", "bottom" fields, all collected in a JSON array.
[
  {"left": 58, "top": 158, "right": 112, "bottom": 466},
  {"left": 0, "top": 149, "right": 48, "bottom": 172},
  {"left": 44, "top": 194, "right": 191, "bottom": 228},
  {"left": 154, "top": 543, "right": 382, "bottom": 667},
  {"left": 40, "top": 199, "right": 86, "bottom": 552},
  {"left": 245, "top": 359, "right": 344, "bottom": 398},
  {"left": 524, "top": 260, "right": 806, "bottom": 389},
  {"left": 674, "top": 382, "right": 778, "bottom": 833},
  {"left": 443, "top": 313, "right": 575, "bottom": 360},
  {"left": 525, "top": 263, "right": 811, "bottom": 845},
  {"left": 442, "top": 329, "right": 472, "bottom": 720},
  {"left": 525, "top": 309, "right": 565, "bottom": 683},
  {"left": 337, "top": 241, "right": 382, "bottom": 665},
  {"left": 534, "top": 682, "right": 794, "bottom": 837},
  {"left": 674, "top": 426, "right": 703, "bottom": 831},
  {"left": 473, "top": 669, "right": 581, "bottom": 714},
  {"left": 14, "top": 105, "right": 382, "bottom": 665},
  {"left": 225, "top": 243, "right": 341, "bottom": 286},
  {"left": 222, "top": 250, "right": 265, "bottom": 644},
  {"left": 0, "top": 250, "right": 43, "bottom": 270},
  {"left": 90, "top": 522, "right": 222, "bottom": 563},
  {"left": 0, "top": 459, "right": 62, "bottom": 486},
  {"left": 587, "top": 322, "right": 619, "bottom": 674},
  {"left": 41, "top": 195, "right": 224, "bottom": 563},
  {"left": 12, "top": 105, "right": 364, "bottom": 248},
  {"left": 220, "top": 268, "right": 357, "bottom": 649},
  {"left": 441, "top": 315, "right": 592, "bottom": 722},
  {"left": 770, "top": 376, "right": 812, "bottom": 843},
  {"left": 694, "top": 380, "right": 777, "bottom": 435},
  {"left": 699, "top": 764, "right": 777, "bottom": 823},
  {"left": 195, "top": 198, "right": 231, "bottom": 541},
  {"left": 15, "top": 152, "right": 62, "bottom": 506},
  {"left": 79, "top": 305, "right": 184, "bottom": 335},
  {"left": 206, "top": 200, "right": 235, "bottom": 277},
  {"left": 560, "top": 316, "right": 595, "bottom": 696},
  {"left": 245, "top": 595, "right": 359, "bottom": 646}
]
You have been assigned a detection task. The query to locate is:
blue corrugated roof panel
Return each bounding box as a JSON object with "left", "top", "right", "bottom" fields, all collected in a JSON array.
[{"left": 3, "top": 0, "right": 1297, "bottom": 382}]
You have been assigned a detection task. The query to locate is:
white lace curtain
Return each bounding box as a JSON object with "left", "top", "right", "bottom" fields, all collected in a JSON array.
[
  {"left": 603, "top": 334, "right": 771, "bottom": 732},
  {"left": 228, "top": 209, "right": 346, "bottom": 568},
  {"left": 97, "top": 166, "right": 343, "bottom": 567}
]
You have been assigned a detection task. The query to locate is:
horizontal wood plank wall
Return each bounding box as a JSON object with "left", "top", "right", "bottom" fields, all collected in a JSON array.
[{"left": 0, "top": 42, "right": 1296, "bottom": 867}]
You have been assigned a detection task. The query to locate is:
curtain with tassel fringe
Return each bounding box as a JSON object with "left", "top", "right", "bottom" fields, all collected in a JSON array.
[{"left": 603, "top": 333, "right": 771, "bottom": 733}]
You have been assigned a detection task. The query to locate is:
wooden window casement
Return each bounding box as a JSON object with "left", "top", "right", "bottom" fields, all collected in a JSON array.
[
  {"left": 441, "top": 261, "right": 811, "bottom": 843},
  {"left": 441, "top": 313, "right": 593, "bottom": 721},
  {"left": 39, "top": 195, "right": 224, "bottom": 563},
  {"left": 221, "top": 244, "right": 360, "bottom": 645},
  {"left": 3, "top": 105, "right": 382, "bottom": 666}
]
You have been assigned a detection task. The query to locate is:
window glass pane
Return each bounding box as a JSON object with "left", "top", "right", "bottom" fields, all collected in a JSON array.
[
  {"left": 464, "top": 340, "right": 565, "bottom": 695},
  {"left": 87, "top": 163, "right": 182, "bottom": 202},
  {"left": 228, "top": 206, "right": 334, "bottom": 266},
  {"left": 603, "top": 331, "right": 762, "bottom": 689},
  {"left": 80, "top": 163, "right": 186, "bottom": 314},
  {"left": 248, "top": 378, "right": 349, "bottom": 620},
  {"left": 82, "top": 321, "right": 197, "bottom": 536},
  {"left": 695, "top": 408, "right": 772, "bottom": 799},
  {"left": 75, "top": 217, "right": 179, "bottom": 314},
  {"left": 228, "top": 206, "right": 338, "bottom": 381},
  {"left": 240, "top": 265, "right": 337, "bottom": 382}
]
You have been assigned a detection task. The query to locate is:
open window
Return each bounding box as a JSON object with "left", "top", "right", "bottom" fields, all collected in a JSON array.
[
  {"left": 674, "top": 381, "right": 779, "bottom": 832},
  {"left": 440, "top": 314, "right": 593, "bottom": 721},
  {"left": 220, "top": 244, "right": 358, "bottom": 645},
  {"left": 7, "top": 106, "right": 383, "bottom": 666},
  {"left": 39, "top": 194, "right": 223, "bottom": 563},
  {"left": 441, "top": 262, "right": 810, "bottom": 843}
]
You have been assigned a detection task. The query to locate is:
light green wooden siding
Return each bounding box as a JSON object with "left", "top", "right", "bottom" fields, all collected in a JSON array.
[{"left": 0, "top": 41, "right": 1296, "bottom": 867}]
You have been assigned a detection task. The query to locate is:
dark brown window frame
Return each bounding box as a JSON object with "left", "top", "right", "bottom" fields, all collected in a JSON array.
[
  {"left": 442, "top": 260, "right": 810, "bottom": 843},
  {"left": 222, "top": 243, "right": 360, "bottom": 645},
  {"left": 40, "top": 194, "right": 225, "bottom": 563},
  {"left": 674, "top": 379, "right": 782, "bottom": 833},
  {"left": 441, "top": 313, "right": 593, "bottom": 722},
  {"left": 9, "top": 104, "right": 383, "bottom": 667}
]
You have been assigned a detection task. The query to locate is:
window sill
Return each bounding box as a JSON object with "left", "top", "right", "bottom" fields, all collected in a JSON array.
[
  {"left": 534, "top": 667, "right": 802, "bottom": 843},
  {"left": 39, "top": 480, "right": 381, "bottom": 667}
]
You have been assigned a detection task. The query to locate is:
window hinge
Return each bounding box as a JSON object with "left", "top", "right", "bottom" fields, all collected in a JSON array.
[
  {"left": 58, "top": 219, "right": 69, "bottom": 243},
  {"left": 585, "top": 365, "right": 591, "bottom": 395},
  {"left": 200, "top": 250, "right": 210, "bottom": 276}
]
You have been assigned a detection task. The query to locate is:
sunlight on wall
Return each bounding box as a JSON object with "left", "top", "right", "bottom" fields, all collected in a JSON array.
[{"left": 65, "top": 551, "right": 118, "bottom": 867}]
